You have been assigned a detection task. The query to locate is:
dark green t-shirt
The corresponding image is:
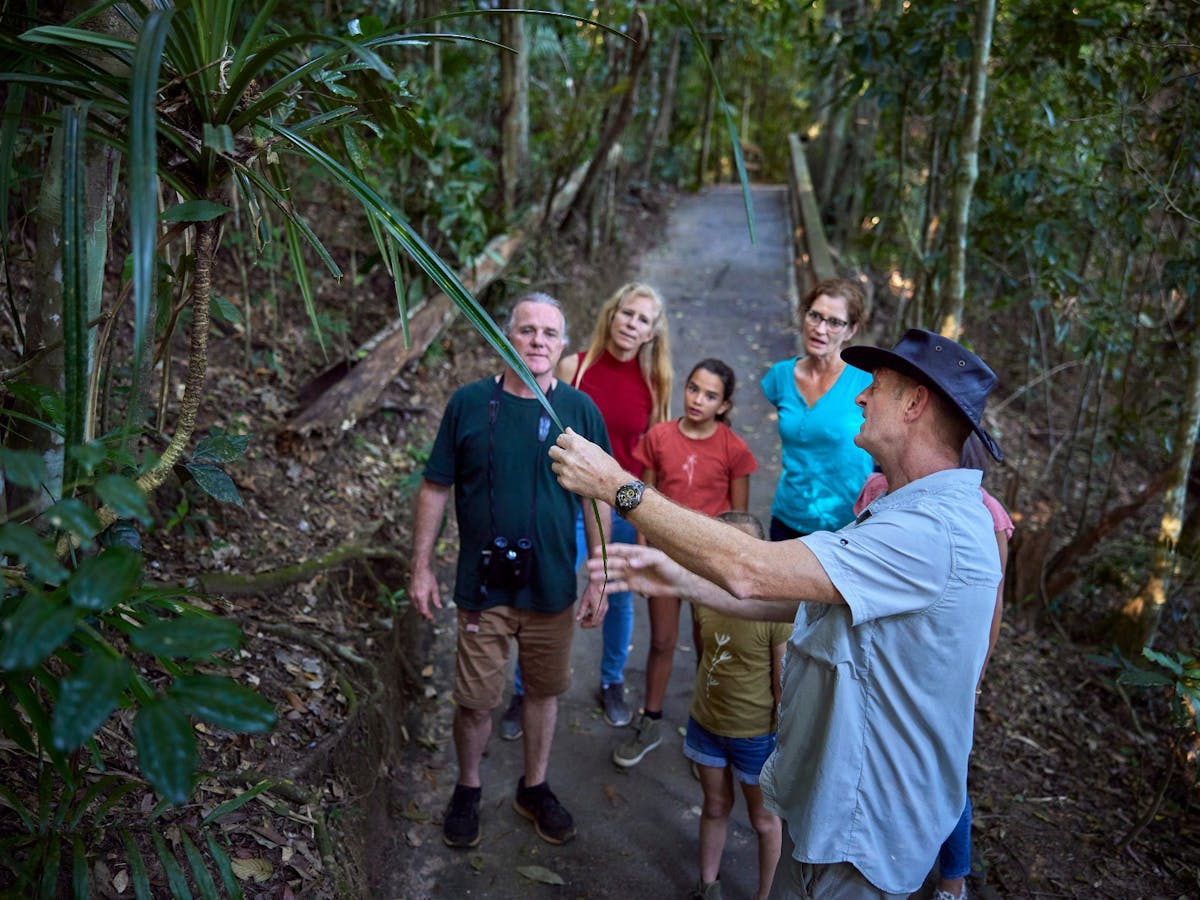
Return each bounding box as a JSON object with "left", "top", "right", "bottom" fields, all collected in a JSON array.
[{"left": 423, "top": 375, "right": 610, "bottom": 613}]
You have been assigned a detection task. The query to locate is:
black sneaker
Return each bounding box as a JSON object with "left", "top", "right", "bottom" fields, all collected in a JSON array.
[
  {"left": 597, "top": 683, "right": 632, "bottom": 727},
  {"left": 442, "top": 784, "right": 481, "bottom": 848},
  {"left": 499, "top": 693, "right": 524, "bottom": 741},
  {"left": 512, "top": 777, "right": 575, "bottom": 845}
]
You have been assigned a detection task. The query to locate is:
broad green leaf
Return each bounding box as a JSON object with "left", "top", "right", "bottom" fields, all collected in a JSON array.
[
  {"left": 161, "top": 199, "right": 231, "bottom": 222},
  {"left": 1141, "top": 647, "right": 1182, "bottom": 675},
  {"left": 181, "top": 830, "right": 219, "bottom": 900},
  {"left": 67, "top": 547, "right": 143, "bottom": 611},
  {"left": 94, "top": 475, "right": 151, "bottom": 523},
  {"left": 210, "top": 294, "right": 243, "bottom": 325},
  {"left": 151, "top": 830, "right": 193, "bottom": 900},
  {"left": 101, "top": 519, "right": 143, "bottom": 552},
  {"left": 66, "top": 441, "right": 108, "bottom": 476},
  {"left": 0, "top": 447, "right": 48, "bottom": 489},
  {"left": 131, "top": 615, "right": 241, "bottom": 658},
  {"left": 52, "top": 652, "right": 132, "bottom": 750},
  {"left": 0, "top": 593, "right": 80, "bottom": 670},
  {"left": 192, "top": 431, "right": 249, "bottom": 464},
  {"left": 171, "top": 674, "right": 276, "bottom": 733},
  {"left": 44, "top": 498, "right": 102, "bottom": 544},
  {"left": 183, "top": 462, "right": 242, "bottom": 506},
  {"left": 0, "top": 522, "right": 69, "bottom": 584},
  {"left": 133, "top": 699, "right": 197, "bottom": 805}
]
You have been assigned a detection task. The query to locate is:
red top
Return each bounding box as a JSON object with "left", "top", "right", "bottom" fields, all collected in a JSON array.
[
  {"left": 634, "top": 420, "right": 758, "bottom": 518},
  {"left": 573, "top": 350, "right": 653, "bottom": 474}
]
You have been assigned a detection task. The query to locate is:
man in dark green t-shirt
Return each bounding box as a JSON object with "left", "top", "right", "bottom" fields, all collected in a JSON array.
[{"left": 410, "top": 293, "right": 610, "bottom": 850}]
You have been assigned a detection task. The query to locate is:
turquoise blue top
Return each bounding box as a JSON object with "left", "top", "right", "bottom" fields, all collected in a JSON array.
[
  {"left": 760, "top": 358, "right": 874, "bottom": 533},
  {"left": 761, "top": 468, "right": 999, "bottom": 893}
]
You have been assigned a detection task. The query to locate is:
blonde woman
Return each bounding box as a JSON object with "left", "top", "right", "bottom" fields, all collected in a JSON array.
[{"left": 502, "top": 283, "right": 673, "bottom": 736}]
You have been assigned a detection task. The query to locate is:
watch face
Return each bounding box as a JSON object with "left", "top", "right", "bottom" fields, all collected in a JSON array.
[{"left": 616, "top": 482, "right": 642, "bottom": 511}]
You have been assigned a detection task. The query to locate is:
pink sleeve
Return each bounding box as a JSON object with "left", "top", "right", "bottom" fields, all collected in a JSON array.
[
  {"left": 852, "top": 472, "right": 888, "bottom": 516},
  {"left": 980, "top": 489, "right": 1014, "bottom": 538}
]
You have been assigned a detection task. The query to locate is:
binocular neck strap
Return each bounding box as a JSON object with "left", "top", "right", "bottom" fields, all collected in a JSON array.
[{"left": 487, "top": 374, "right": 555, "bottom": 542}]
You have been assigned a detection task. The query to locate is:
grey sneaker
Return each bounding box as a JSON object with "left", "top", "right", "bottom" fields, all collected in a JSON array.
[
  {"left": 598, "top": 683, "right": 632, "bottom": 727},
  {"left": 499, "top": 693, "right": 523, "bottom": 741},
  {"left": 689, "top": 879, "right": 722, "bottom": 900},
  {"left": 612, "top": 713, "right": 662, "bottom": 767}
]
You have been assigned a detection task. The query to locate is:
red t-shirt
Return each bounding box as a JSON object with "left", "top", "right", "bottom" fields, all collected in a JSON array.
[
  {"left": 634, "top": 420, "right": 758, "bottom": 518},
  {"left": 573, "top": 350, "right": 653, "bottom": 474}
]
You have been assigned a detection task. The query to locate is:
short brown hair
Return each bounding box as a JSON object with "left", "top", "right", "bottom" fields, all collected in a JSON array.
[{"left": 801, "top": 277, "right": 867, "bottom": 327}]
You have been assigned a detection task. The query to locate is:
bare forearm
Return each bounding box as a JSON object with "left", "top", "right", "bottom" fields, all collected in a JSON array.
[
  {"left": 629, "top": 488, "right": 838, "bottom": 605},
  {"left": 412, "top": 479, "right": 451, "bottom": 569}
]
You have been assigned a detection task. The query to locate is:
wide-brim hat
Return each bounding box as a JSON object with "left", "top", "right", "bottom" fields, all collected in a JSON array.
[{"left": 842, "top": 328, "right": 1003, "bottom": 462}]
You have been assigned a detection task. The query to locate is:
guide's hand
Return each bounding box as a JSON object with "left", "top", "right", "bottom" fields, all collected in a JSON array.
[{"left": 550, "top": 429, "right": 629, "bottom": 502}]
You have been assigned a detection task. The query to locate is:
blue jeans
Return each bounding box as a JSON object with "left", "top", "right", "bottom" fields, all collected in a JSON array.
[
  {"left": 682, "top": 716, "right": 777, "bottom": 785},
  {"left": 513, "top": 509, "right": 636, "bottom": 694},
  {"left": 937, "top": 795, "right": 972, "bottom": 880}
]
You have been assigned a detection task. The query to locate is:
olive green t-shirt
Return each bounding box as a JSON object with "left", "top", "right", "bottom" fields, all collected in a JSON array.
[{"left": 690, "top": 606, "right": 792, "bottom": 738}]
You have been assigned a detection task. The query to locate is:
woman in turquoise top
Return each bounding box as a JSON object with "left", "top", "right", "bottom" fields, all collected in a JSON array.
[{"left": 761, "top": 278, "right": 873, "bottom": 540}]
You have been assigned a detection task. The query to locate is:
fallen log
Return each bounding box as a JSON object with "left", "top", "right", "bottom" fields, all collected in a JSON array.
[
  {"left": 280, "top": 157, "right": 599, "bottom": 442},
  {"left": 282, "top": 233, "right": 521, "bottom": 438}
]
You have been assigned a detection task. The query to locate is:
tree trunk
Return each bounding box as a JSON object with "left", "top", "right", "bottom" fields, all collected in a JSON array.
[
  {"left": 499, "top": 12, "right": 528, "bottom": 217},
  {"left": 939, "top": 0, "right": 996, "bottom": 339},
  {"left": 638, "top": 28, "right": 681, "bottom": 185},
  {"left": 1114, "top": 319, "right": 1200, "bottom": 653}
]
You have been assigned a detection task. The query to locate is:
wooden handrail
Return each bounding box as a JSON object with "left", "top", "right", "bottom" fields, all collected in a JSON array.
[{"left": 786, "top": 133, "right": 835, "bottom": 295}]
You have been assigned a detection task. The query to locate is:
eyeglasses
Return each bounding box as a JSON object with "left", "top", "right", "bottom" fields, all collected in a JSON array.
[{"left": 805, "top": 309, "right": 850, "bottom": 332}]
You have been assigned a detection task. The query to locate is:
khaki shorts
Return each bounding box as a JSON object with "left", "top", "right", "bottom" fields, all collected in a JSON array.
[{"left": 454, "top": 606, "right": 575, "bottom": 710}]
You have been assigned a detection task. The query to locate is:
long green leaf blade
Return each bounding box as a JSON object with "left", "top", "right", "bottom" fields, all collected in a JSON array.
[
  {"left": 201, "top": 779, "right": 274, "bottom": 826},
  {"left": 181, "top": 830, "right": 219, "bottom": 900},
  {"left": 203, "top": 830, "right": 242, "bottom": 900},
  {"left": 120, "top": 827, "right": 154, "bottom": 900},
  {"left": 265, "top": 122, "right": 562, "bottom": 426},
  {"left": 151, "top": 830, "right": 193, "bottom": 900},
  {"left": 125, "top": 8, "right": 174, "bottom": 444},
  {"left": 72, "top": 835, "right": 90, "bottom": 899}
]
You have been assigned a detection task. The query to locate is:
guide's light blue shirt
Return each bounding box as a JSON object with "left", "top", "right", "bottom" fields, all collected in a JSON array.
[
  {"left": 761, "top": 358, "right": 873, "bottom": 533},
  {"left": 760, "top": 468, "right": 999, "bottom": 894}
]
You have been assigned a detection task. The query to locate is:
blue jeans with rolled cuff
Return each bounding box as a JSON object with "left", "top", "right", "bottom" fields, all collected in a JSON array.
[{"left": 937, "top": 795, "right": 972, "bottom": 880}]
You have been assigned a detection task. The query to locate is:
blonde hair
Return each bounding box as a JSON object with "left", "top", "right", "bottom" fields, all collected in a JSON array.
[{"left": 577, "top": 282, "right": 673, "bottom": 423}]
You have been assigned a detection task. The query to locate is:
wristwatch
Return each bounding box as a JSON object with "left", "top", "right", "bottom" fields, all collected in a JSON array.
[{"left": 614, "top": 480, "right": 645, "bottom": 516}]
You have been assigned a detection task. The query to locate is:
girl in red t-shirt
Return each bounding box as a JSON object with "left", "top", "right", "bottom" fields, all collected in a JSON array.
[{"left": 613, "top": 358, "right": 758, "bottom": 768}]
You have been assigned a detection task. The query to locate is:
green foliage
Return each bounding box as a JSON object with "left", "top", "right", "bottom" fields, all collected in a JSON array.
[{"left": 1114, "top": 647, "right": 1200, "bottom": 783}]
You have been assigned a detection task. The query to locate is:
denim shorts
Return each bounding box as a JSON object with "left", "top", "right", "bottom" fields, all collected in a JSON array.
[{"left": 683, "top": 716, "right": 777, "bottom": 785}]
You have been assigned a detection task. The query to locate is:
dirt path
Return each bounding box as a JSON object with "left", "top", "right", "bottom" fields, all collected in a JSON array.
[{"left": 374, "top": 185, "right": 798, "bottom": 899}]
